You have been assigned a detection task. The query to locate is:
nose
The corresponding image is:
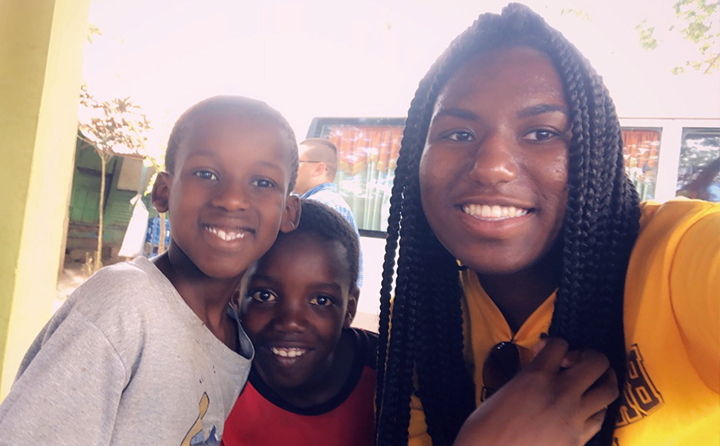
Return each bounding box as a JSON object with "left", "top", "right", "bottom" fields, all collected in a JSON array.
[
  {"left": 467, "top": 131, "right": 519, "bottom": 186},
  {"left": 211, "top": 179, "right": 251, "bottom": 212},
  {"left": 273, "top": 300, "right": 308, "bottom": 333}
]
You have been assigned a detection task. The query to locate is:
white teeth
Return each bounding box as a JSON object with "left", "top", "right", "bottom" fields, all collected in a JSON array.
[
  {"left": 271, "top": 347, "right": 306, "bottom": 358},
  {"left": 462, "top": 204, "right": 529, "bottom": 220},
  {"left": 205, "top": 226, "right": 246, "bottom": 241}
]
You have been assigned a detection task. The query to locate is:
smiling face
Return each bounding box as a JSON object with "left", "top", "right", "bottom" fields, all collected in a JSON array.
[
  {"left": 240, "top": 231, "right": 357, "bottom": 398},
  {"left": 153, "top": 110, "right": 299, "bottom": 280},
  {"left": 420, "top": 46, "right": 569, "bottom": 276}
]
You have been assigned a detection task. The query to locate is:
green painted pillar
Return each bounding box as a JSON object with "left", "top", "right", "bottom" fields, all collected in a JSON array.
[{"left": 0, "top": 0, "right": 91, "bottom": 399}]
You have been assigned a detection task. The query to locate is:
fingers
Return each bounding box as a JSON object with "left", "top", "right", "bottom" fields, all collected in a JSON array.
[
  {"left": 580, "top": 373, "right": 619, "bottom": 446},
  {"left": 497, "top": 338, "right": 618, "bottom": 446},
  {"left": 527, "top": 337, "right": 569, "bottom": 371},
  {"left": 531, "top": 338, "right": 587, "bottom": 369},
  {"left": 560, "top": 349, "right": 583, "bottom": 369},
  {"left": 581, "top": 407, "right": 607, "bottom": 445},
  {"left": 531, "top": 338, "right": 547, "bottom": 355},
  {"left": 581, "top": 368, "right": 620, "bottom": 416},
  {"left": 562, "top": 349, "right": 612, "bottom": 392}
]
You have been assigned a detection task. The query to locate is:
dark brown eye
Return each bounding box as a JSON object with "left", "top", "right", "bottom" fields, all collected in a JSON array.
[
  {"left": 444, "top": 130, "right": 475, "bottom": 142},
  {"left": 249, "top": 289, "right": 277, "bottom": 303},
  {"left": 524, "top": 129, "right": 558, "bottom": 141},
  {"left": 310, "top": 295, "right": 334, "bottom": 307},
  {"left": 193, "top": 170, "right": 218, "bottom": 180},
  {"left": 251, "top": 178, "right": 276, "bottom": 188}
]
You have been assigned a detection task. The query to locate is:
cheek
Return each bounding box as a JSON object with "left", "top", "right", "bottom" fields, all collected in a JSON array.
[
  {"left": 552, "top": 185, "right": 569, "bottom": 228},
  {"left": 240, "top": 308, "right": 269, "bottom": 338},
  {"left": 531, "top": 150, "right": 568, "bottom": 202},
  {"left": 419, "top": 149, "right": 444, "bottom": 200},
  {"left": 312, "top": 311, "right": 345, "bottom": 337},
  {"left": 538, "top": 173, "right": 569, "bottom": 235},
  {"left": 549, "top": 157, "right": 569, "bottom": 213},
  {"left": 549, "top": 155, "right": 568, "bottom": 185},
  {"left": 258, "top": 199, "right": 286, "bottom": 234},
  {"left": 418, "top": 153, "right": 431, "bottom": 191},
  {"left": 171, "top": 184, "right": 205, "bottom": 215}
]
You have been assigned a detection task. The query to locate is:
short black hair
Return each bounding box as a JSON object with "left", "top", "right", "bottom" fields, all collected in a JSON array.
[
  {"left": 299, "top": 138, "right": 339, "bottom": 180},
  {"left": 279, "top": 198, "right": 360, "bottom": 289},
  {"left": 299, "top": 138, "right": 337, "bottom": 154},
  {"left": 165, "top": 95, "right": 299, "bottom": 191}
]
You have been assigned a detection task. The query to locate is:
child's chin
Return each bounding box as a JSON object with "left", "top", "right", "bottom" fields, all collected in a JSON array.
[
  {"left": 257, "top": 358, "right": 311, "bottom": 388},
  {"left": 265, "top": 371, "right": 307, "bottom": 390}
]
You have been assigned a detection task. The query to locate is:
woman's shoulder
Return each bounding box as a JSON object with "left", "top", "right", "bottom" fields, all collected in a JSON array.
[
  {"left": 633, "top": 198, "right": 720, "bottom": 272},
  {"left": 639, "top": 198, "right": 720, "bottom": 230}
]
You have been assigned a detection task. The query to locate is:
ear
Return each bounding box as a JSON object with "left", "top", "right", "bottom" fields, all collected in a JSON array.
[
  {"left": 279, "top": 194, "right": 301, "bottom": 233},
  {"left": 230, "top": 289, "right": 241, "bottom": 310},
  {"left": 343, "top": 287, "right": 359, "bottom": 328},
  {"left": 313, "top": 161, "right": 327, "bottom": 178},
  {"left": 151, "top": 172, "right": 172, "bottom": 213}
]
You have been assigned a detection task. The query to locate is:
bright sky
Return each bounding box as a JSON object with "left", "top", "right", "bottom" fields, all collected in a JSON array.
[{"left": 82, "top": 0, "right": 720, "bottom": 162}]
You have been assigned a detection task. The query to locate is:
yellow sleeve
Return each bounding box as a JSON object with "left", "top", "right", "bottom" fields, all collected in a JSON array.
[
  {"left": 409, "top": 392, "right": 433, "bottom": 446},
  {"left": 669, "top": 209, "right": 720, "bottom": 392}
]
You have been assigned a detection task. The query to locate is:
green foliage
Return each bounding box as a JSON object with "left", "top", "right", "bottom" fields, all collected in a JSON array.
[
  {"left": 77, "top": 84, "right": 151, "bottom": 269},
  {"left": 87, "top": 24, "right": 102, "bottom": 43},
  {"left": 673, "top": 0, "right": 719, "bottom": 73},
  {"left": 78, "top": 84, "right": 151, "bottom": 160},
  {"left": 560, "top": 8, "right": 593, "bottom": 21},
  {"left": 637, "top": 0, "right": 720, "bottom": 74},
  {"left": 636, "top": 20, "right": 659, "bottom": 50}
]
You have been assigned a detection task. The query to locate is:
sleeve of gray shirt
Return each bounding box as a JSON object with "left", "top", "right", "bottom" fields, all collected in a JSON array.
[{"left": 0, "top": 293, "right": 127, "bottom": 444}]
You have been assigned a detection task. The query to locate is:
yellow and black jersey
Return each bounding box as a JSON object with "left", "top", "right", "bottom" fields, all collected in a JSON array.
[{"left": 409, "top": 199, "right": 719, "bottom": 446}]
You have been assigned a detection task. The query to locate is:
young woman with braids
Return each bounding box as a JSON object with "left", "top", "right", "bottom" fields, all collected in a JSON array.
[{"left": 375, "top": 4, "right": 719, "bottom": 446}]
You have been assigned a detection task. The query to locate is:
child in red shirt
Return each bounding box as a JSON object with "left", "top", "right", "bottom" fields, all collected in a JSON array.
[{"left": 221, "top": 199, "right": 375, "bottom": 446}]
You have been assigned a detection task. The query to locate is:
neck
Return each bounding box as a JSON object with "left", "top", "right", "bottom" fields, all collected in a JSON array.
[
  {"left": 476, "top": 248, "right": 561, "bottom": 333},
  {"left": 309, "top": 180, "right": 332, "bottom": 191},
  {"left": 153, "top": 248, "right": 242, "bottom": 349}
]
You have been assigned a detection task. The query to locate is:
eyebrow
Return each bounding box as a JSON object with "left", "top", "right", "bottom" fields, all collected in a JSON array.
[
  {"left": 432, "top": 108, "right": 479, "bottom": 121},
  {"left": 254, "top": 159, "right": 284, "bottom": 172},
  {"left": 184, "top": 149, "right": 217, "bottom": 158},
  {"left": 249, "top": 275, "right": 343, "bottom": 293},
  {"left": 186, "top": 151, "right": 284, "bottom": 171},
  {"left": 248, "top": 274, "right": 280, "bottom": 287},
  {"left": 433, "top": 104, "right": 568, "bottom": 121},
  {"left": 517, "top": 104, "right": 568, "bottom": 118}
]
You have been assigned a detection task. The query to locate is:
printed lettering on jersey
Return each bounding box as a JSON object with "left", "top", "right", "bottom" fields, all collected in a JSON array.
[{"left": 616, "top": 344, "right": 664, "bottom": 428}]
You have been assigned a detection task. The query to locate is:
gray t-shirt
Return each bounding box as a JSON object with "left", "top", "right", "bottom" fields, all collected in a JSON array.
[{"left": 0, "top": 257, "right": 253, "bottom": 445}]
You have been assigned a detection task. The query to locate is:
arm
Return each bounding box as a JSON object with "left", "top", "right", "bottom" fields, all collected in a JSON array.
[
  {"left": 669, "top": 210, "right": 720, "bottom": 392},
  {"left": 454, "top": 339, "right": 618, "bottom": 446},
  {"left": 0, "top": 309, "right": 126, "bottom": 444}
]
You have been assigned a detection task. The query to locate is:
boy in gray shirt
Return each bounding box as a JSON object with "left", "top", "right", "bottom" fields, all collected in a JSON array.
[{"left": 0, "top": 96, "right": 301, "bottom": 445}]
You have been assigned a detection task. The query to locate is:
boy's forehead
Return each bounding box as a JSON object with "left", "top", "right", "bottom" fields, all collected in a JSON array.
[
  {"left": 244, "top": 231, "right": 355, "bottom": 298},
  {"left": 258, "top": 232, "right": 348, "bottom": 268},
  {"left": 186, "top": 109, "right": 282, "bottom": 135},
  {"left": 178, "top": 110, "right": 295, "bottom": 157}
]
